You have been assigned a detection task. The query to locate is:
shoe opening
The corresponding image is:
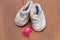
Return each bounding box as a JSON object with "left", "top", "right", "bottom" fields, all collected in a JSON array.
[
  {"left": 23, "top": 2, "right": 30, "bottom": 11},
  {"left": 36, "top": 5, "right": 39, "bottom": 14}
]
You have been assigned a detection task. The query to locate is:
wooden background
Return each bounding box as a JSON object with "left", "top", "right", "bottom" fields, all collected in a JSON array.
[{"left": 0, "top": 0, "right": 60, "bottom": 40}]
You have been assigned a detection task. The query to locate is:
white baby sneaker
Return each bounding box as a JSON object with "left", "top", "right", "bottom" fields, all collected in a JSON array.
[
  {"left": 30, "top": 3, "right": 46, "bottom": 31},
  {"left": 15, "top": 1, "right": 33, "bottom": 26}
]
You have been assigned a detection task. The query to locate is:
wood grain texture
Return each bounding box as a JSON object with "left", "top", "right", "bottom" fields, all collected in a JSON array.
[{"left": 0, "top": 0, "right": 60, "bottom": 40}]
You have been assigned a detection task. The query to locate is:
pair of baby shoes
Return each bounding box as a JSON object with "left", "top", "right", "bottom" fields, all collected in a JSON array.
[{"left": 15, "top": 1, "right": 46, "bottom": 31}]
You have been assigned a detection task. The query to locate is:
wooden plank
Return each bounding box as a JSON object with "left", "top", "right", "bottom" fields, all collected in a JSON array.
[{"left": 0, "top": 0, "right": 60, "bottom": 40}]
